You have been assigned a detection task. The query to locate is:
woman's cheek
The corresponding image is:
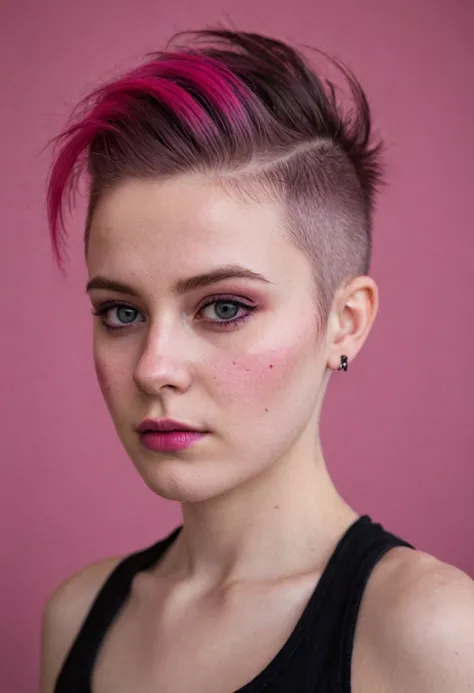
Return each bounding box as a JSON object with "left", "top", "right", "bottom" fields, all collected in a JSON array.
[
  {"left": 213, "top": 344, "right": 308, "bottom": 405},
  {"left": 93, "top": 350, "right": 121, "bottom": 407},
  {"left": 93, "top": 331, "right": 134, "bottom": 400}
]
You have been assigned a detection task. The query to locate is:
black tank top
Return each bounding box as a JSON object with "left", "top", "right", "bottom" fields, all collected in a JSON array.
[{"left": 54, "top": 516, "right": 413, "bottom": 692}]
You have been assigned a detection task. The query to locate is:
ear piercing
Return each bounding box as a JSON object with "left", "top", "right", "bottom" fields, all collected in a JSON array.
[{"left": 338, "top": 355, "right": 348, "bottom": 372}]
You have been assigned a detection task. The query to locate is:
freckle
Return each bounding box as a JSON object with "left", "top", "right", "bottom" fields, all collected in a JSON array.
[
  {"left": 265, "top": 408, "right": 268, "bottom": 412},
  {"left": 274, "top": 505, "right": 280, "bottom": 510}
]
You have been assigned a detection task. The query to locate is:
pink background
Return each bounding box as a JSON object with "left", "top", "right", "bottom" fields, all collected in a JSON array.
[{"left": 1, "top": 0, "right": 473, "bottom": 690}]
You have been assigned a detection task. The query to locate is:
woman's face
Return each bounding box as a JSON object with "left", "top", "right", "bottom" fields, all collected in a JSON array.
[{"left": 87, "top": 174, "right": 329, "bottom": 502}]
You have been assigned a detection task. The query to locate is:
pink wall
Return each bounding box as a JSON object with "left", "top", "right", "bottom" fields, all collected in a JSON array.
[{"left": 1, "top": 0, "right": 473, "bottom": 689}]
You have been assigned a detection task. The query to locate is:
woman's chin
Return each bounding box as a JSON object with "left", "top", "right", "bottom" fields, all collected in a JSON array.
[{"left": 131, "top": 456, "right": 240, "bottom": 504}]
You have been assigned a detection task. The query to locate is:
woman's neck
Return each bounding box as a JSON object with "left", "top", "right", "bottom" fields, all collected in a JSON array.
[{"left": 167, "top": 440, "right": 357, "bottom": 587}]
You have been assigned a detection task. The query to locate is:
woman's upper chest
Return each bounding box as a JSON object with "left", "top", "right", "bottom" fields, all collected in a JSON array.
[
  {"left": 91, "top": 569, "right": 322, "bottom": 693},
  {"left": 89, "top": 543, "right": 402, "bottom": 693}
]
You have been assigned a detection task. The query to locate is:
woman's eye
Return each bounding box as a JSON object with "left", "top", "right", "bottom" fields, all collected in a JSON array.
[
  {"left": 203, "top": 301, "right": 240, "bottom": 320},
  {"left": 92, "top": 304, "right": 143, "bottom": 329},
  {"left": 198, "top": 298, "right": 256, "bottom": 327}
]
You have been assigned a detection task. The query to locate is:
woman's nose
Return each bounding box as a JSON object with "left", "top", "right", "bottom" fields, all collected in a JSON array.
[{"left": 132, "top": 322, "right": 192, "bottom": 395}]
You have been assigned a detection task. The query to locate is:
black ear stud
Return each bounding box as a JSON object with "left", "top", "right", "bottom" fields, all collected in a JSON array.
[{"left": 338, "top": 355, "right": 348, "bottom": 372}]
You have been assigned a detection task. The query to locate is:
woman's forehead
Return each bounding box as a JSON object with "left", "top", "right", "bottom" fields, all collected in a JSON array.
[
  {"left": 86, "top": 175, "right": 311, "bottom": 284},
  {"left": 89, "top": 175, "right": 279, "bottom": 235}
]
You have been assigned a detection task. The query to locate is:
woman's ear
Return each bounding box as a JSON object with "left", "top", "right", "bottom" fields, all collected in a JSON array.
[{"left": 326, "top": 276, "right": 379, "bottom": 370}]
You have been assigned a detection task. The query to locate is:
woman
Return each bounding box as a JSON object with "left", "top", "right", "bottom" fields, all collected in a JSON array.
[{"left": 40, "top": 29, "right": 474, "bottom": 693}]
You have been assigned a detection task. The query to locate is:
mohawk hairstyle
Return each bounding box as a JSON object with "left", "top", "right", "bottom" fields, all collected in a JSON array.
[{"left": 47, "top": 29, "right": 383, "bottom": 325}]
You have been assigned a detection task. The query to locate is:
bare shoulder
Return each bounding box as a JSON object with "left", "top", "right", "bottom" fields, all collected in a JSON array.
[
  {"left": 353, "top": 546, "right": 474, "bottom": 692},
  {"left": 40, "top": 555, "right": 123, "bottom": 693}
]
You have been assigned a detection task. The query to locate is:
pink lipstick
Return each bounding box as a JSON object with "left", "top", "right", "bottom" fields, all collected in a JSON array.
[{"left": 137, "top": 418, "right": 208, "bottom": 452}]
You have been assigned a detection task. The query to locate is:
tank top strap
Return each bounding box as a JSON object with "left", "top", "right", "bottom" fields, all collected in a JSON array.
[
  {"left": 266, "top": 516, "right": 414, "bottom": 692},
  {"left": 328, "top": 516, "right": 414, "bottom": 692},
  {"left": 53, "top": 526, "right": 182, "bottom": 693}
]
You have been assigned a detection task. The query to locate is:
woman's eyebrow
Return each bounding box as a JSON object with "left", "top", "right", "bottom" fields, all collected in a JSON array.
[{"left": 86, "top": 264, "right": 273, "bottom": 296}]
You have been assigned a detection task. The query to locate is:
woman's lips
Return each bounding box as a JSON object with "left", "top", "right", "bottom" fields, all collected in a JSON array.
[{"left": 139, "top": 430, "right": 207, "bottom": 452}]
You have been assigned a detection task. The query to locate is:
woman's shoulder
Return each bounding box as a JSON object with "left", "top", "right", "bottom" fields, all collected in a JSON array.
[
  {"left": 40, "top": 555, "right": 123, "bottom": 693},
  {"left": 353, "top": 546, "right": 474, "bottom": 692}
]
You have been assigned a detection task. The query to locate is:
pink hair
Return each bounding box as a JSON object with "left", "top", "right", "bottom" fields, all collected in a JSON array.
[{"left": 47, "top": 29, "right": 383, "bottom": 323}]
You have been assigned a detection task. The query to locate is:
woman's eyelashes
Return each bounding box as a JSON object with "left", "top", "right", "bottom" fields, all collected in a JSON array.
[
  {"left": 91, "top": 301, "right": 143, "bottom": 330},
  {"left": 197, "top": 294, "right": 257, "bottom": 329},
  {"left": 91, "top": 295, "right": 258, "bottom": 332}
]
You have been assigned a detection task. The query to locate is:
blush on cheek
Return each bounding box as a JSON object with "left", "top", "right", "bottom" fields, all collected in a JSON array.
[{"left": 218, "top": 345, "right": 306, "bottom": 403}]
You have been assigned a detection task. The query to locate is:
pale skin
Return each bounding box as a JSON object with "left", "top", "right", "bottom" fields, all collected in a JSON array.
[{"left": 41, "top": 173, "right": 474, "bottom": 692}]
